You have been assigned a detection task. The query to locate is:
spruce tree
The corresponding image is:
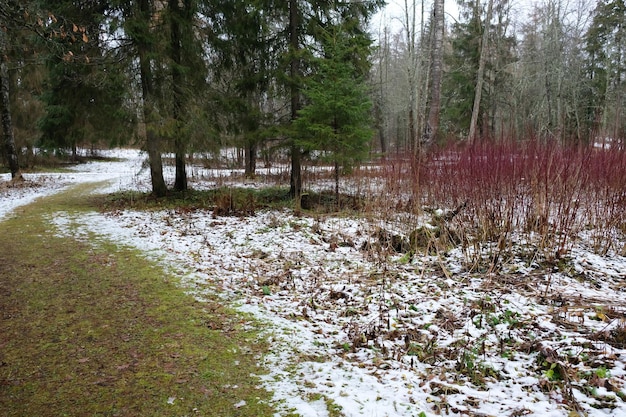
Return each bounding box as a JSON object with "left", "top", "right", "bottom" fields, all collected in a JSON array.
[
  {"left": 0, "top": 25, "right": 20, "bottom": 179},
  {"left": 442, "top": 0, "right": 515, "bottom": 139},
  {"left": 0, "top": 0, "right": 33, "bottom": 179},
  {"left": 37, "top": 0, "right": 134, "bottom": 158},
  {"left": 204, "top": 0, "right": 274, "bottom": 179},
  {"left": 585, "top": 0, "right": 626, "bottom": 140},
  {"left": 293, "top": 25, "right": 373, "bottom": 203},
  {"left": 122, "top": 0, "right": 168, "bottom": 197},
  {"left": 167, "top": 0, "right": 207, "bottom": 191},
  {"left": 443, "top": 1, "right": 483, "bottom": 136},
  {"left": 271, "top": 0, "right": 383, "bottom": 199}
]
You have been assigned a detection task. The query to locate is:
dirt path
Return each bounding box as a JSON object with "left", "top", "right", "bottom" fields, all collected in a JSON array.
[{"left": 0, "top": 184, "right": 275, "bottom": 416}]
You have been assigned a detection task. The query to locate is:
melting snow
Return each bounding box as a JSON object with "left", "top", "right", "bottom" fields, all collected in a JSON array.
[{"left": 2, "top": 149, "right": 626, "bottom": 416}]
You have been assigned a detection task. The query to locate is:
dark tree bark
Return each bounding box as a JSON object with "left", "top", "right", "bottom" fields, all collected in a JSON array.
[
  {"left": 244, "top": 141, "right": 256, "bottom": 178},
  {"left": 137, "top": 0, "right": 166, "bottom": 197},
  {"left": 0, "top": 27, "right": 20, "bottom": 180},
  {"left": 289, "top": 0, "right": 302, "bottom": 199},
  {"left": 170, "top": 0, "right": 187, "bottom": 191}
]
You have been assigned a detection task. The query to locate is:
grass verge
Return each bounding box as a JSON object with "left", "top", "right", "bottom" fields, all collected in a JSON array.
[{"left": 0, "top": 184, "right": 275, "bottom": 416}]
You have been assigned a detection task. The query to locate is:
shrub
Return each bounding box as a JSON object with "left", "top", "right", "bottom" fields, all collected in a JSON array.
[{"left": 362, "top": 138, "right": 626, "bottom": 265}]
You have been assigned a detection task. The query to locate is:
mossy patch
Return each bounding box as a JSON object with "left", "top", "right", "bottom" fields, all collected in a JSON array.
[{"left": 0, "top": 184, "right": 275, "bottom": 416}]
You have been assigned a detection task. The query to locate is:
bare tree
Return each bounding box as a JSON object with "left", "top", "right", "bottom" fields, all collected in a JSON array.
[
  {"left": 468, "top": 0, "right": 493, "bottom": 142},
  {"left": 515, "top": 0, "right": 592, "bottom": 141},
  {"left": 423, "top": 0, "right": 444, "bottom": 147},
  {"left": 402, "top": 0, "right": 419, "bottom": 152}
]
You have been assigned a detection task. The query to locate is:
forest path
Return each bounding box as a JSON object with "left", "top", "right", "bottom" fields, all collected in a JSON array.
[{"left": 0, "top": 182, "right": 276, "bottom": 416}]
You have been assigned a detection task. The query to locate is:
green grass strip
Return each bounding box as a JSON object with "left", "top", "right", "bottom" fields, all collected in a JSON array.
[{"left": 0, "top": 183, "right": 275, "bottom": 416}]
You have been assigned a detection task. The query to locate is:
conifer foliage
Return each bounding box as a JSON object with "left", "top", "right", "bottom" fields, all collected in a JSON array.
[
  {"left": 294, "top": 25, "right": 373, "bottom": 201},
  {"left": 1, "top": 0, "right": 382, "bottom": 197}
]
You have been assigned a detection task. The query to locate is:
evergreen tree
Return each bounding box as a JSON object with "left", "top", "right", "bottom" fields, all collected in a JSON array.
[
  {"left": 0, "top": 23, "right": 20, "bottom": 179},
  {"left": 204, "top": 0, "right": 276, "bottom": 178},
  {"left": 585, "top": 0, "right": 626, "bottom": 141},
  {"left": 293, "top": 25, "right": 373, "bottom": 202},
  {"left": 10, "top": 57, "right": 45, "bottom": 168},
  {"left": 442, "top": 0, "right": 515, "bottom": 139},
  {"left": 272, "top": 0, "right": 383, "bottom": 199},
  {"left": 121, "top": 0, "right": 168, "bottom": 197},
  {"left": 37, "top": 0, "right": 134, "bottom": 158},
  {"left": 163, "top": 1, "right": 198, "bottom": 190},
  {"left": 166, "top": 0, "right": 209, "bottom": 191},
  {"left": 0, "top": 0, "right": 35, "bottom": 179},
  {"left": 198, "top": 0, "right": 382, "bottom": 198},
  {"left": 443, "top": 1, "right": 482, "bottom": 136}
]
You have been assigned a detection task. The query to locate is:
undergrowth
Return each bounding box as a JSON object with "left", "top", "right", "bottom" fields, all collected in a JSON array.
[
  {"left": 363, "top": 139, "right": 626, "bottom": 266},
  {"left": 99, "top": 186, "right": 363, "bottom": 215}
]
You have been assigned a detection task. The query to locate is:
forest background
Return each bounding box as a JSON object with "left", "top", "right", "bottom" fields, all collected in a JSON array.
[
  {"left": 0, "top": 0, "right": 625, "bottom": 198},
  {"left": 2, "top": 3, "right": 626, "bottom": 414}
]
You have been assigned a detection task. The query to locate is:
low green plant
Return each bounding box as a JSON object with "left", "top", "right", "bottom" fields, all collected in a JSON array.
[
  {"left": 595, "top": 366, "right": 610, "bottom": 379},
  {"left": 545, "top": 363, "right": 563, "bottom": 381},
  {"left": 398, "top": 252, "right": 412, "bottom": 264}
]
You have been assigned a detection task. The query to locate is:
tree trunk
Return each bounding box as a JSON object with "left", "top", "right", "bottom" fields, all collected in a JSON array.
[
  {"left": 174, "top": 142, "right": 187, "bottom": 191},
  {"left": 403, "top": 0, "right": 418, "bottom": 154},
  {"left": 334, "top": 158, "right": 339, "bottom": 207},
  {"left": 376, "top": 27, "right": 389, "bottom": 155},
  {"left": 416, "top": 0, "right": 429, "bottom": 150},
  {"left": 544, "top": 59, "right": 553, "bottom": 139},
  {"left": 289, "top": 0, "right": 302, "bottom": 199},
  {"left": 244, "top": 141, "right": 256, "bottom": 178},
  {"left": 424, "top": 0, "right": 444, "bottom": 147},
  {"left": 0, "top": 28, "right": 20, "bottom": 180},
  {"left": 290, "top": 144, "right": 302, "bottom": 199},
  {"left": 170, "top": 0, "right": 187, "bottom": 191},
  {"left": 468, "top": 0, "right": 493, "bottom": 143},
  {"left": 138, "top": 0, "right": 167, "bottom": 197}
]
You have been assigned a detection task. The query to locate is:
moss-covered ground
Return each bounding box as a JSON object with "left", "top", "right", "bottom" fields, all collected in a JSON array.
[{"left": 0, "top": 184, "right": 275, "bottom": 416}]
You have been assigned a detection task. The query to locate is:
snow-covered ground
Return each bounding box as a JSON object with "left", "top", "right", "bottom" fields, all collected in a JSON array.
[{"left": 2, "top": 149, "right": 626, "bottom": 417}]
